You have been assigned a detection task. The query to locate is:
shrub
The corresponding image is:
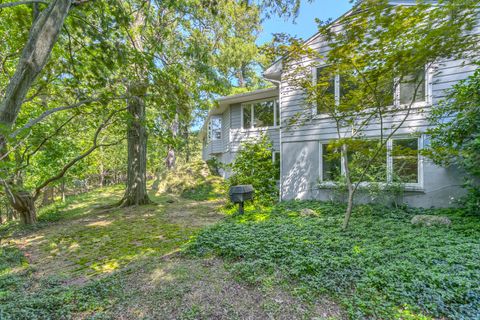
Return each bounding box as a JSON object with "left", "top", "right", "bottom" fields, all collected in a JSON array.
[{"left": 228, "top": 134, "right": 279, "bottom": 205}]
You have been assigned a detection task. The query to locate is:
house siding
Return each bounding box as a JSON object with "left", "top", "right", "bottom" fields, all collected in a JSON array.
[{"left": 278, "top": 22, "right": 478, "bottom": 207}]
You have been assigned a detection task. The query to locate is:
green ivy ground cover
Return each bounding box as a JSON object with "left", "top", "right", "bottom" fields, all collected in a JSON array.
[{"left": 187, "top": 201, "right": 480, "bottom": 319}]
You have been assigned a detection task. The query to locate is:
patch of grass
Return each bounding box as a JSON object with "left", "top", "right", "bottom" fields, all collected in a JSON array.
[{"left": 186, "top": 201, "right": 480, "bottom": 319}]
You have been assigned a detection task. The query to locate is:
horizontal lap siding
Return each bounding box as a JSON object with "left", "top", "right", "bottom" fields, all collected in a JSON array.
[
  {"left": 230, "top": 128, "right": 280, "bottom": 152},
  {"left": 280, "top": 49, "right": 478, "bottom": 145}
]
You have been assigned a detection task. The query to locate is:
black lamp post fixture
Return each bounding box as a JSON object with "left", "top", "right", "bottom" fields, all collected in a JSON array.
[{"left": 228, "top": 185, "right": 254, "bottom": 214}]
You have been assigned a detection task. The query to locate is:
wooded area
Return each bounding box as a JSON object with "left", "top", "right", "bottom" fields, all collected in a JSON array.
[{"left": 0, "top": 0, "right": 302, "bottom": 224}]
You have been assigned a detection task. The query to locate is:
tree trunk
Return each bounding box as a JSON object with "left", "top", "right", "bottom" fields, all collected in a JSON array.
[
  {"left": 61, "top": 178, "right": 66, "bottom": 202},
  {"left": 0, "top": 0, "right": 71, "bottom": 225},
  {"left": 119, "top": 82, "right": 151, "bottom": 206},
  {"left": 165, "top": 113, "right": 179, "bottom": 170},
  {"left": 41, "top": 187, "right": 54, "bottom": 206},
  {"left": 10, "top": 190, "right": 37, "bottom": 225},
  {"left": 341, "top": 144, "right": 355, "bottom": 230},
  {"left": 0, "top": 0, "right": 72, "bottom": 131}
]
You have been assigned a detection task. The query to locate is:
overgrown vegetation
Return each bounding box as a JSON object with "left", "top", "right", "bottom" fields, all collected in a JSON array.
[
  {"left": 187, "top": 201, "right": 480, "bottom": 319},
  {"left": 228, "top": 135, "right": 279, "bottom": 204}
]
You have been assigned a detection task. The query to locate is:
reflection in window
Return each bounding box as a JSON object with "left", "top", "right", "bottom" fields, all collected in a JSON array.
[
  {"left": 210, "top": 117, "right": 222, "bottom": 140},
  {"left": 347, "top": 140, "right": 387, "bottom": 182},
  {"left": 400, "top": 70, "right": 426, "bottom": 105},
  {"left": 316, "top": 66, "right": 336, "bottom": 113},
  {"left": 242, "top": 104, "right": 252, "bottom": 129},
  {"left": 322, "top": 144, "right": 341, "bottom": 181},
  {"left": 392, "top": 138, "right": 418, "bottom": 183},
  {"left": 254, "top": 100, "right": 274, "bottom": 127},
  {"left": 242, "top": 99, "right": 278, "bottom": 129}
]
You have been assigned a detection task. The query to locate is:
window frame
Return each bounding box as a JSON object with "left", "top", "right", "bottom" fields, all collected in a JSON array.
[
  {"left": 241, "top": 98, "right": 279, "bottom": 130},
  {"left": 311, "top": 64, "right": 432, "bottom": 117},
  {"left": 209, "top": 116, "right": 222, "bottom": 141},
  {"left": 318, "top": 135, "right": 424, "bottom": 190}
]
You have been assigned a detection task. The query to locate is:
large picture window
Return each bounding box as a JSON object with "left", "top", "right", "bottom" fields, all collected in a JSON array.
[
  {"left": 242, "top": 98, "right": 279, "bottom": 129},
  {"left": 319, "top": 137, "right": 421, "bottom": 186}
]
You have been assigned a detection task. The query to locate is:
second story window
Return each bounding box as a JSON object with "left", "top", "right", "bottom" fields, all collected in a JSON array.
[
  {"left": 399, "top": 69, "right": 426, "bottom": 105},
  {"left": 242, "top": 98, "right": 279, "bottom": 129},
  {"left": 313, "top": 65, "right": 428, "bottom": 115},
  {"left": 210, "top": 117, "right": 222, "bottom": 140}
]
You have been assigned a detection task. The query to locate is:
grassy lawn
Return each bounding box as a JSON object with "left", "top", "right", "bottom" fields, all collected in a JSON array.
[{"left": 187, "top": 201, "right": 480, "bottom": 320}]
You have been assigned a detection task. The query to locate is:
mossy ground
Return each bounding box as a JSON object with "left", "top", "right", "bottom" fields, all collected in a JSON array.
[{"left": 0, "top": 162, "right": 337, "bottom": 319}]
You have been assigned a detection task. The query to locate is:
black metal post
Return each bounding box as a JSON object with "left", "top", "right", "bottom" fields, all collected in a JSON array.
[{"left": 238, "top": 201, "right": 244, "bottom": 214}]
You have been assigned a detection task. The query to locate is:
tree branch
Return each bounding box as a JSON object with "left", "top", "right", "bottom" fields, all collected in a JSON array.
[
  {"left": 33, "top": 108, "right": 126, "bottom": 199},
  {"left": 10, "top": 96, "right": 126, "bottom": 138}
]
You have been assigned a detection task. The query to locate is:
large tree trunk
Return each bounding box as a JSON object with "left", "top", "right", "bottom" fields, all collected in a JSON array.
[
  {"left": 0, "top": 0, "right": 72, "bottom": 225},
  {"left": 10, "top": 191, "right": 37, "bottom": 225},
  {"left": 119, "top": 82, "right": 151, "bottom": 206},
  {"left": 0, "top": 0, "right": 72, "bottom": 131}
]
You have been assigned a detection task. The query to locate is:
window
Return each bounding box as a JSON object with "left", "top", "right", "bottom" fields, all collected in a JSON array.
[
  {"left": 392, "top": 138, "right": 418, "bottom": 183},
  {"left": 273, "top": 151, "right": 281, "bottom": 180},
  {"left": 321, "top": 144, "right": 341, "bottom": 181},
  {"left": 209, "top": 117, "right": 222, "bottom": 140},
  {"left": 242, "top": 98, "right": 279, "bottom": 129},
  {"left": 315, "top": 66, "right": 336, "bottom": 113},
  {"left": 319, "top": 137, "right": 421, "bottom": 186},
  {"left": 312, "top": 66, "right": 428, "bottom": 115},
  {"left": 400, "top": 69, "right": 426, "bottom": 105}
]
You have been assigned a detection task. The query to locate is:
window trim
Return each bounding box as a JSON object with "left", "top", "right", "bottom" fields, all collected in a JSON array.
[
  {"left": 311, "top": 64, "right": 433, "bottom": 117},
  {"left": 241, "top": 97, "right": 279, "bottom": 130},
  {"left": 318, "top": 135, "right": 424, "bottom": 190},
  {"left": 209, "top": 116, "right": 222, "bottom": 141}
]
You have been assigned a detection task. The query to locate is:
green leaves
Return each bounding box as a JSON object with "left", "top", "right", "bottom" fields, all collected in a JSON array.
[
  {"left": 228, "top": 134, "right": 279, "bottom": 204},
  {"left": 188, "top": 202, "right": 480, "bottom": 319}
]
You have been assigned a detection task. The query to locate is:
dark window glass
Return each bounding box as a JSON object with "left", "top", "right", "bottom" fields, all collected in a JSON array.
[
  {"left": 392, "top": 138, "right": 418, "bottom": 183},
  {"left": 243, "top": 104, "right": 252, "bottom": 129},
  {"left": 275, "top": 99, "right": 280, "bottom": 126},
  {"left": 348, "top": 140, "right": 387, "bottom": 182},
  {"left": 400, "top": 70, "right": 426, "bottom": 104},
  {"left": 322, "top": 144, "right": 341, "bottom": 181},
  {"left": 316, "top": 66, "right": 335, "bottom": 113},
  {"left": 254, "top": 100, "right": 274, "bottom": 127},
  {"left": 273, "top": 151, "right": 280, "bottom": 180}
]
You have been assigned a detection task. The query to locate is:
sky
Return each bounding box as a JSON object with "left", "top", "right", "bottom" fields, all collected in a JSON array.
[{"left": 258, "top": 0, "right": 353, "bottom": 44}]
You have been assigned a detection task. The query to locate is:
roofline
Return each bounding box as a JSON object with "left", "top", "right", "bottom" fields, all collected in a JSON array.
[{"left": 263, "top": 0, "right": 426, "bottom": 79}]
